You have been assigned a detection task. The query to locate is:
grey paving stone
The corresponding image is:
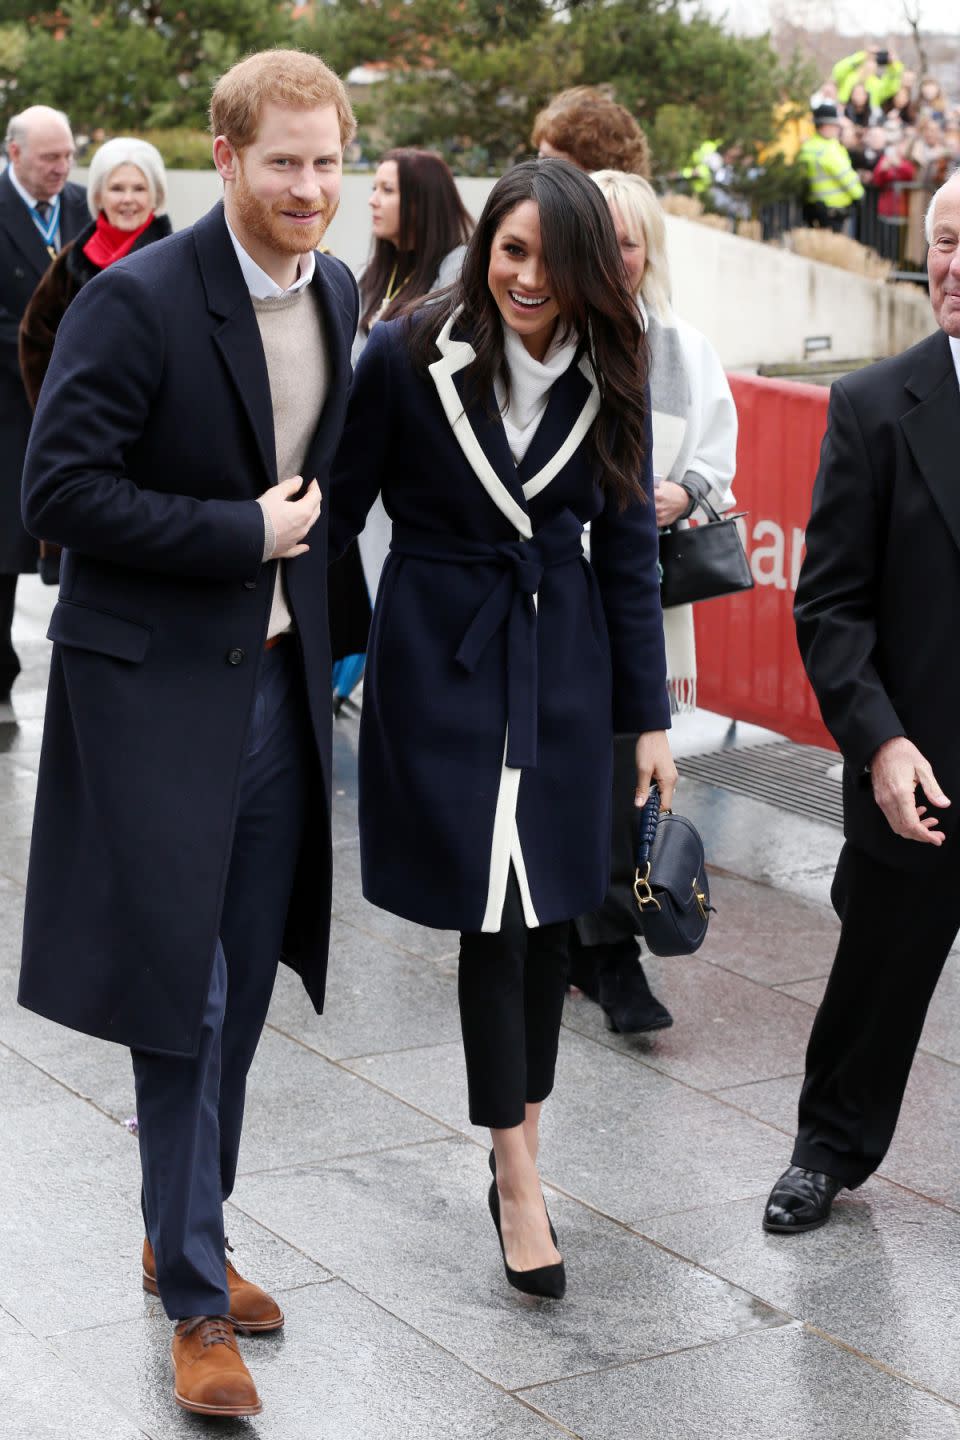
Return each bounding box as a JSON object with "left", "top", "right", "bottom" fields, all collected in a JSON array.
[
  {"left": 715, "top": 1048, "right": 960, "bottom": 1210},
  {"left": 642, "top": 1182, "right": 960, "bottom": 1406},
  {"left": 346, "top": 1030, "right": 791, "bottom": 1223},
  {"left": 0, "top": 1331, "right": 145, "bottom": 1440},
  {"left": 233, "top": 1136, "right": 785, "bottom": 1392},
  {"left": 561, "top": 956, "right": 816, "bottom": 1091},
  {"left": 266, "top": 915, "right": 460, "bottom": 1060},
  {"left": 695, "top": 871, "right": 838, "bottom": 987},
  {"left": 330, "top": 840, "right": 459, "bottom": 961},
  {"left": 682, "top": 775, "right": 839, "bottom": 908},
  {"left": 0, "top": 1304, "right": 23, "bottom": 1336},
  {"left": 781, "top": 954, "right": 960, "bottom": 1070},
  {"left": 519, "top": 1322, "right": 960, "bottom": 1440},
  {"left": 59, "top": 1279, "right": 563, "bottom": 1440},
  {"left": 236, "top": 1026, "right": 447, "bottom": 1176}
]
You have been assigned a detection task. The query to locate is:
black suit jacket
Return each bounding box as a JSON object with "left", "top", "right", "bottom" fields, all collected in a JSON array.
[
  {"left": 18, "top": 203, "right": 359, "bottom": 1055},
  {"left": 795, "top": 328, "right": 960, "bottom": 872},
  {"left": 0, "top": 170, "right": 87, "bottom": 571}
]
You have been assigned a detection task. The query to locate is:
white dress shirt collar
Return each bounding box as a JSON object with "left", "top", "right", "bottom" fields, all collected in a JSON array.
[
  {"left": 225, "top": 216, "right": 315, "bottom": 299},
  {"left": 7, "top": 163, "right": 42, "bottom": 211},
  {"left": 949, "top": 335, "right": 960, "bottom": 392}
]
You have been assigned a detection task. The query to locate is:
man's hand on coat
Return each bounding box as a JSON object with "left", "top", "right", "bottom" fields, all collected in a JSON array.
[
  {"left": 635, "top": 731, "right": 678, "bottom": 812},
  {"left": 870, "top": 736, "right": 950, "bottom": 845},
  {"left": 259, "top": 476, "right": 323, "bottom": 559}
]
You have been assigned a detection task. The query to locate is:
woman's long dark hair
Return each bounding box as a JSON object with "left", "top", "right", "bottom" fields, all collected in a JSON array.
[
  {"left": 408, "top": 158, "right": 649, "bottom": 508},
  {"left": 359, "top": 148, "right": 474, "bottom": 334}
]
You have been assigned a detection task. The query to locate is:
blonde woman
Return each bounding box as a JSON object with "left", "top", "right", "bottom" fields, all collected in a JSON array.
[{"left": 570, "top": 170, "right": 737, "bottom": 1034}]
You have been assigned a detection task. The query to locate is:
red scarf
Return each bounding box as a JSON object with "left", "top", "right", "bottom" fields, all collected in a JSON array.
[{"left": 82, "top": 211, "right": 155, "bottom": 269}]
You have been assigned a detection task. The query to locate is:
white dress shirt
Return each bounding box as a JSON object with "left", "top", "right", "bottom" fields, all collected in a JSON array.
[
  {"left": 7, "top": 163, "right": 62, "bottom": 250},
  {"left": 225, "top": 218, "right": 314, "bottom": 298},
  {"left": 950, "top": 335, "right": 960, "bottom": 392}
]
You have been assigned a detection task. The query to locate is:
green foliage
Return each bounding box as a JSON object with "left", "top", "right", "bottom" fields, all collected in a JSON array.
[
  {"left": 0, "top": 0, "right": 815, "bottom": 205},
  {"left": 111, "top": 126, "right": 214, "bottom": 169}
]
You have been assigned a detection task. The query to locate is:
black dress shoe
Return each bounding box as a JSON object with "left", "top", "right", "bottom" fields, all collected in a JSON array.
[
  {"left": 488, "top": 1181, "right": 566, "bottom": 1299},
  {"left": 762, "top": 1165, "right": 843, "bottom": 1234},
  {"left": 599, "top": 958, "right": 673, "bottom": 1035},
  {"left": 488, "top": 1149, "right": 557, "bottom": 1245}
]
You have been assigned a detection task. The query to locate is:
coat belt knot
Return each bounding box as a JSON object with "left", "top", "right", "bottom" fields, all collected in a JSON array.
[{"left": 390, "top": 510, "right": 585, "bottom": 769}]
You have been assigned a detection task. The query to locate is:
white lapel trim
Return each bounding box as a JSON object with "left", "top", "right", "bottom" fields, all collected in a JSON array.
[
  {"left": 428, "top": 310, "right": 532, "bottom": 540},
  {"left": 522, "top": 353, "right": 601, "bottom": 503}
]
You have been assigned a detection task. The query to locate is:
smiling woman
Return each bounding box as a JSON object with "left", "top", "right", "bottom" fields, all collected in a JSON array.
[{"left": 327, "top": 157, "right": 674, "bottom": 1304}]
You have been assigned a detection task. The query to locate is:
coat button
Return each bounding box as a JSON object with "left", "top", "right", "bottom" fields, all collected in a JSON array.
[{"left": 226, "top": 647, "right": 245, "bottom": 665}]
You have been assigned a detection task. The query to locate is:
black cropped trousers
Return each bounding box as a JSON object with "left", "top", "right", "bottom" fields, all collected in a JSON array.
[{"left": 458, "top": 873, "right": 571, "bottom": 1129}]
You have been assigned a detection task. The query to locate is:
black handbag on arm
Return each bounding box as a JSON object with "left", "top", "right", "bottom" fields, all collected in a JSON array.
[
  {"left": 632, "top": 784, "right": 714, "bottom": 956},
  {"left": 658, "top": 499, "right": 753, "bottom": 609}
]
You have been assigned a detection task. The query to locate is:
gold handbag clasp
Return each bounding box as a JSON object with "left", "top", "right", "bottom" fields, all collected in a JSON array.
[
  {"left": 693, "top": 879, "right": 709, "bottom": 922},
  {"left": 633, "top": 863, "right": 661, "bottom": 911}
]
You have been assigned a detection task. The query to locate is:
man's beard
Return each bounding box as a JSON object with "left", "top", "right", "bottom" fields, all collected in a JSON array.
[{"left": 234, "top": 160, "right": 338, "bottom": 255}]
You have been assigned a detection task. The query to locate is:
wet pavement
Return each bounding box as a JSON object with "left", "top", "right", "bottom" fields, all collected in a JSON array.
[{"left": 1, "top": 575, "right": 959, "bottom": 1439}]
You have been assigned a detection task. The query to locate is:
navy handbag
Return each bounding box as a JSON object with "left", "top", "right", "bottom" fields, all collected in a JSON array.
[{"left": 632, "top": 784, "right": 714, "bottom": 956}]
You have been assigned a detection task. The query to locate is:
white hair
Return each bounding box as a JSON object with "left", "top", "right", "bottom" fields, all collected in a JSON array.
[
  {"left": 590, "top": 169, "right": 673, "bottom": 321},
  {"left": 86, "top": 137, "right": 168, "bottom": 218},
  {"left": 5, "top": 106, "right": 71, "bottom": 151},
  {"left": 925, "top": 173, "right": 960, "bottom": 244}
]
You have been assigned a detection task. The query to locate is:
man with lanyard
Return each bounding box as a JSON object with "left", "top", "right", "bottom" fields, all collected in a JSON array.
[{"left": 0, "top": 106, "right": 86, "bottom": 703}]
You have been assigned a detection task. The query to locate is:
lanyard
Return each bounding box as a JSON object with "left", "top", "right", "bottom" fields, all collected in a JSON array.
[{"left": 31, "top": 195, "right": 61, "bottom": 257}]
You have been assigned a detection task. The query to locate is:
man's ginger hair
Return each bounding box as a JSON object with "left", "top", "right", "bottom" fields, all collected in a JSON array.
[
  {"left": 210, "top": 49, "right": 356, "bottom": 151},
  {"left": 532, "top": 87, "right": 650, "bottom": 178}
]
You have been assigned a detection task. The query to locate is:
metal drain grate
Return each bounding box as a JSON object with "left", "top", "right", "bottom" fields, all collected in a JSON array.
[{"left": 678, "top": 739, "right": 843, "bottom": 828}]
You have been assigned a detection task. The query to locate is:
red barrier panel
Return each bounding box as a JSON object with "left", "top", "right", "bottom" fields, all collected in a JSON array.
[{"left": 693, "top": 372, "right": 837, "bottom": 749}]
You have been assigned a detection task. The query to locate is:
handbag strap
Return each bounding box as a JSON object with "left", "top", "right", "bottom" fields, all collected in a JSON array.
[{"left": 635, "top": 784, "right": 661, "bottom": 868}]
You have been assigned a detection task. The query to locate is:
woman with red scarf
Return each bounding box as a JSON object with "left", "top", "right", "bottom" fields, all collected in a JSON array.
[
  {"left": 19, "top": 137, "right": 171, "bottom": 580},
  {"left": 19, "top": 137, "right": 171, "bottom": 411}
]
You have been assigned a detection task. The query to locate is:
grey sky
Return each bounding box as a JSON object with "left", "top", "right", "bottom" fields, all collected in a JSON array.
[{"left": 697, "top": 0, "right": 959, "bottom": 36}]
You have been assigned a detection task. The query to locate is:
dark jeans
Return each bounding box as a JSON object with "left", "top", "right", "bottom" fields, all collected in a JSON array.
[
  {"left": 0, "top": 574, "right": 20, "bottom": 696},
  {"left": 792, "top": 841, "right": 960, "bottom": 1187},
  {"left": 458, "top": 874, "right": 571, "bottom": 1129},
  {"left": 131, "top": 639, "right": 314, "bottom": 1319}
]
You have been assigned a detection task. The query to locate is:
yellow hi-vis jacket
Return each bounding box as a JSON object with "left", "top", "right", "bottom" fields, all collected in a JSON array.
[{"left": 798, "top": 135, "right": 865, "bottom": 210}]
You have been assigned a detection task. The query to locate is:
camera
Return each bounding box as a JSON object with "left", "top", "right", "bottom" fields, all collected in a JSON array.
[{"left": 875, "top": 48, "right": 890, "bottom": 67}]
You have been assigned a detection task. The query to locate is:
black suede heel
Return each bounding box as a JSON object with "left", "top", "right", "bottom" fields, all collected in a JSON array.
[{"left": 487, "top": 1177, "right": 566, "bottom": 1299}]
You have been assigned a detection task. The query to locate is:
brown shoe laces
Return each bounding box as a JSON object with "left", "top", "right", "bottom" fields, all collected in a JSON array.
[{"left": 175, "top": 1315, "right": 237, "bottom": 1349}]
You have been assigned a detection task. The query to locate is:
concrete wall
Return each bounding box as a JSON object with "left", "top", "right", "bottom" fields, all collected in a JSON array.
[{"left": 75, "top": 168, "right": 935, "bottom": 369}]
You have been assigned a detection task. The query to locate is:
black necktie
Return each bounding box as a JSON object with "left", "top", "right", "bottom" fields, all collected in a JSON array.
[{"left": 34, "top": 200, "right": 52, "bottom": 224}]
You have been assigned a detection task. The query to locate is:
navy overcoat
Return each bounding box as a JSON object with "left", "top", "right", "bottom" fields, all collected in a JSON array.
[
  {"left": 18, "top": 203, "right": 358, "bottom": 1057},
  {"left": 329, "top": 313, "right": 670, "bottom": 933}
]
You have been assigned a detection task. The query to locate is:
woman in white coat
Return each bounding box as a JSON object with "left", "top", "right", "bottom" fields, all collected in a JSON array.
[{"left": 571, "top": 170, "right": 738, "bottom": 1034}]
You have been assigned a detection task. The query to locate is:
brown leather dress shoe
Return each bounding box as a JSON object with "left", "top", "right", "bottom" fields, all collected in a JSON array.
[
  {"left": 172, "top": 1315, "right": 261, "bottom": 1417},
  {"left": 143, "top": 1239, "right": 284, "bottom": 1332}
]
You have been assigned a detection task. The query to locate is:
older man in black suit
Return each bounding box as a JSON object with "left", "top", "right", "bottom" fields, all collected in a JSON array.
[
  {"left": 0, "top": 106, "right": 87, "bottom": 701},
  {"left": 19, "top": 51, "right": 358, "bottom": 1415},
  {"left": 763, "top": 171, "right": 960, "bottom": 1235}
]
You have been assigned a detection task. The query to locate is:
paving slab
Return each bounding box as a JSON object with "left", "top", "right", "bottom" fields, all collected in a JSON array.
[
  {"left": 715, "top": 1047, "right": 960, "bottom": 1211},
  {"left": 266, "top": 915, "right": 460, "bottom": 1061},
  {"left": 0, "top": 1331, "right": 146, "bottom": 1440},
  {"left": 232, "top": 1136, "right": 786, "bottom": 1392},
  {"left": 346, "top": 1030, "right": 790, "bottom": 1223},
  {"left": 519, "top": 1322, "right": 960, "bottom": 1440},
  {"left": 236, "top": 1026, "right": 449, "bottom": 1176},
  {"left": 59, "top": 1279, "right": 565, "bottom": 1440},
  {"left": 682, "top": 775, "right": 839, "bottom": 907},
  {"left": 561, "top": 956, "right": 815, "bottom": 1092},
  {"left": 642, "top": 1182, "right": 960, "bottom": 1407},
  {"left": 695, "top": 870, "right": 838, "bottom": 987}
]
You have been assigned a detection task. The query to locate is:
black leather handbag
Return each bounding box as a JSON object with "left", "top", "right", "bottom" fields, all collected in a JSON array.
[
  {"left": 632, "top": 784, "right": 714, "bottom": 956},
  {"left": 658, "top": 500, "right": 753, "bottom": 609}
]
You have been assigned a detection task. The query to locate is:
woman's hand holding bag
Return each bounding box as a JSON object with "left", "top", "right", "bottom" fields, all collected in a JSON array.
[{"left": 634, "top": 730, "right": 677, "bottom": 810}]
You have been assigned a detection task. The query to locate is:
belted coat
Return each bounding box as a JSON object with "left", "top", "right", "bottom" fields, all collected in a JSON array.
[
  {"left": 329, "top": 313, "right": 670, "bottom": 933},
  {"left": 0, "top": 171, "right": 88, "bottom": 573},
  {"left": 18, "top": 203, "right": 358, "bottom": 1057}
]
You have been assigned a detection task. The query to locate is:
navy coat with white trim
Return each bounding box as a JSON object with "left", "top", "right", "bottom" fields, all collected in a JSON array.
[
  {"left": 329, "top": 314, "right": 670, "bottom": 934},
  {"left": 17, "top": 203, "right": 358, "bottom": 1057}
]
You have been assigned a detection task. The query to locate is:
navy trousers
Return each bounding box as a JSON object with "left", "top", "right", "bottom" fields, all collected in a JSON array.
[{"left": 131, "top": 639, "right": 315, "bottom": 1319}]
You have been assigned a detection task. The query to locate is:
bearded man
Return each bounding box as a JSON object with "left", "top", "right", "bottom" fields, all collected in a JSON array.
[{"left": 18, "top": 51, "right": 358, "bottom": 1417}]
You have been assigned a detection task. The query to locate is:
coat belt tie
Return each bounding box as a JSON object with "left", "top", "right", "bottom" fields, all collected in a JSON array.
[{"left": 390, "top": 510, "right": 585, "bottom": 769}]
